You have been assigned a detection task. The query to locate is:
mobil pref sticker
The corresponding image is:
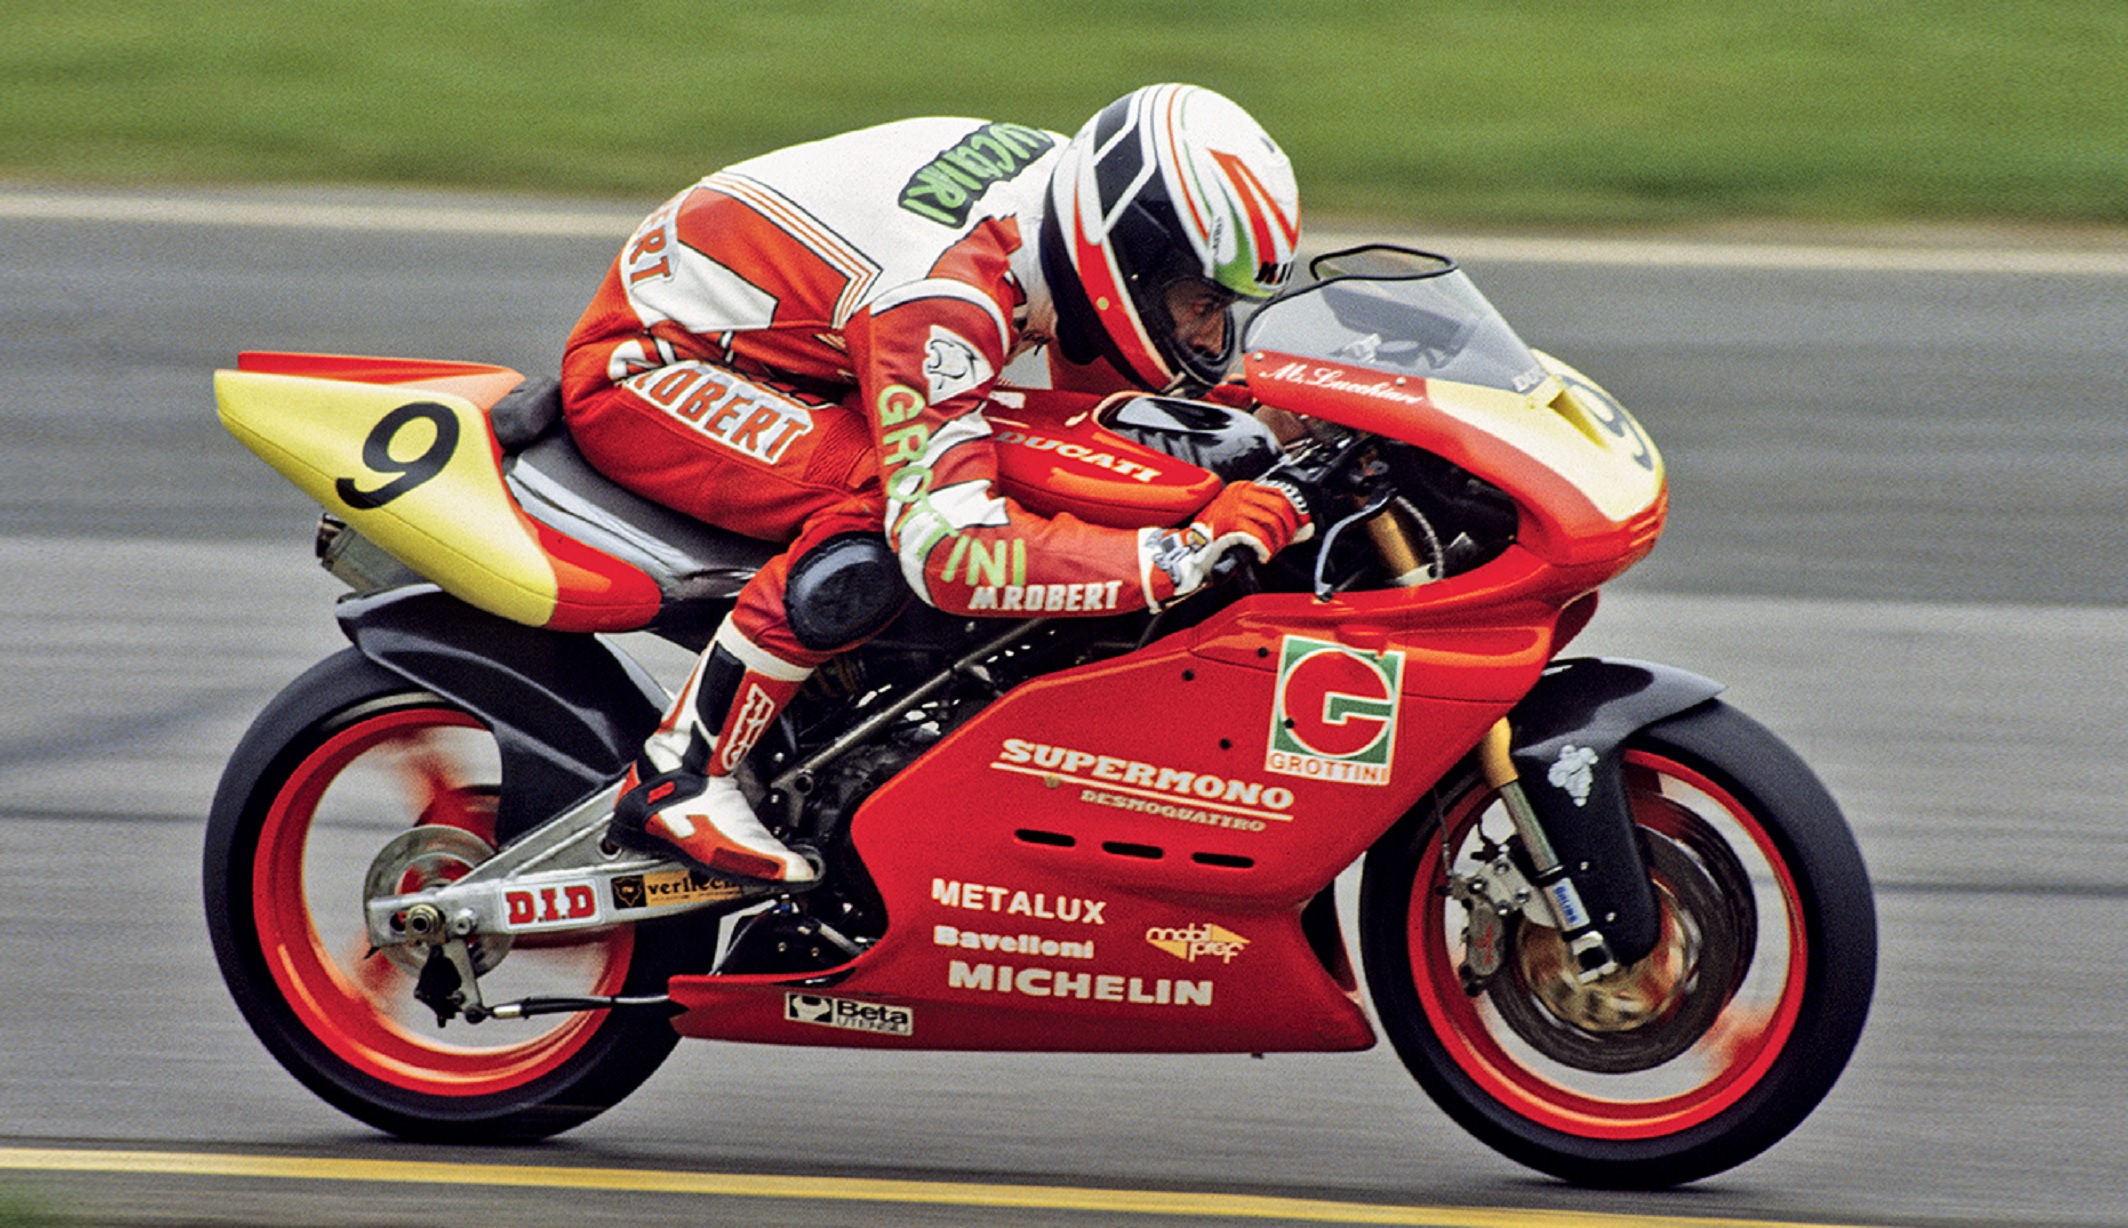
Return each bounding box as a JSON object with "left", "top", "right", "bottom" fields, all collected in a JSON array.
[{"left": 1265, "top": 635, "right": 1404, "bottom": 787}]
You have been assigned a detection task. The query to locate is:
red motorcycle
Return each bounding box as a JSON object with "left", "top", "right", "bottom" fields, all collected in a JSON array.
[{"left": 203, "top": 245, "right": 1875, "bottom": 1188}]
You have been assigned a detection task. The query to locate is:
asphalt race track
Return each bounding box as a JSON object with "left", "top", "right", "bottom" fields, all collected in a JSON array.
[{"left": 3, "top": 188, "right": 2126, "bottom": 1227}]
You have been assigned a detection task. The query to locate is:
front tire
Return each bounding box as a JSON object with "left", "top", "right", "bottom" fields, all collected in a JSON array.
[
  {"left": 1360, "top": 700, "right": 1876, "bottom": 1187},
  {"left": 204, "top": 649, "right": 701, "bottom": 1142}
]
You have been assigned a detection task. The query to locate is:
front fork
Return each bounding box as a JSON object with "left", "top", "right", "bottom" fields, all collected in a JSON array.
[
  {"left": 1475, "top": 720, "right": 1625, "bottom": 982},
  {"left": 1448, "top": 658, "right": 1728, "bottom": 987}
]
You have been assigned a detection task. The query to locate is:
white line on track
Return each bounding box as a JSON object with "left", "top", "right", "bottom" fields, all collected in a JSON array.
[
  {"left": 0, "top": 1147, "right": 1890, "bottom": 1228},
  {"left": 4, "top": 189, "right": 2125, "bottom": 277}
]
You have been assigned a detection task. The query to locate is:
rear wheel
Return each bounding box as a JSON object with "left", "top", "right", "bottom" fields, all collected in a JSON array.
[
  {"left": 204, "top": 649, "right": 702, "bottom": 1141},
  {"left": 1360, "top": 701, "right": 1875, "bottom": 1187}
]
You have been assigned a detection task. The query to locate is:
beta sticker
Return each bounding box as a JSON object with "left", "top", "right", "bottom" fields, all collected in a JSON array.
[
  {"left": 784, "top": 993, "right": 915, "bottom": 1037},
  {"left": 1265, "top": 635, "right": 1403, "bottom": 786}
]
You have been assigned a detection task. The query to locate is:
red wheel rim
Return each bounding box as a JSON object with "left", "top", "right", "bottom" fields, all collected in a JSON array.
[
  {"left": 251, "top": 706, "right": 633, "bottom": 1097},
  {"left": 1409, "top": 751, "right": 1807, "bottom": 1140}
]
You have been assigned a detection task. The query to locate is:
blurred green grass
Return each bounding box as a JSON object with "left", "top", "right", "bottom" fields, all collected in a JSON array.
[{"left": 4, "top": 0, "right": 2124, "bottom": 227}]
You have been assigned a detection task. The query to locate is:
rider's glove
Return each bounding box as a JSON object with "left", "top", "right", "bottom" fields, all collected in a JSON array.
[
  {"left": 1138, "top": 479, "right": 1313, "bottom": 610},
  {"left": 1199, "top": 379, "right": 1255, "bottom": 411}
]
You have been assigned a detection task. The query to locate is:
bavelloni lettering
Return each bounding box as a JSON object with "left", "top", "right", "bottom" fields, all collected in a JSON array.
[
  {"left": 946, "top": 961, "right": 1213, "bottom": 1007},
  {"left": 934, "top": 925, "right": 1094, "bottom": 960},
  {"left": 899, "top": 123, "right": 1058, "bottom": 227}
]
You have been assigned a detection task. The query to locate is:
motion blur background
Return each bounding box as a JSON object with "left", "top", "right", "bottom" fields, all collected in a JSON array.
[
  {"left": 5, "top": 4, "right": 2128, "bottom": 1226},
  {"left": 6, "top": 0, "right": 2126, "bottom": 230}
]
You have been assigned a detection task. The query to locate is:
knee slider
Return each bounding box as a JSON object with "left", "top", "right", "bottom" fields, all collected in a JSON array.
[{"left": 784, "top": 533, "right": 910, "bottom": 651}]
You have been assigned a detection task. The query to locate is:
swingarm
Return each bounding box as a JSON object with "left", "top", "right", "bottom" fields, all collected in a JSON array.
[{"left": 361, "top": 790, "right": 775, "bottom": 1023}]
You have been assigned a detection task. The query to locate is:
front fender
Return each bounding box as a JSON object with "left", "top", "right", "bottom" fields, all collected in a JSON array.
[
  {"left": 1507, "top": 657, "right": 1725, "bottom": 967},
  {"left": 336, "top": 585, "right": 668, "bottom": 841}
]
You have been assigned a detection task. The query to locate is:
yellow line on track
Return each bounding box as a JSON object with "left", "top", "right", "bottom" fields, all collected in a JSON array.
[{"left": 0, "top": 1146, "right": 1881, "bottom": 1228}]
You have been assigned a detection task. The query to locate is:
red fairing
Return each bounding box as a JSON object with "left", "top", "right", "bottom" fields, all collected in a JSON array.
[
  {"left": 239, "top": 350, "right": 530, "bottom": 410},
  {"left": 985, "top": 390, "right": 1220, "bottom": 529},
  {"left": 528, "top": 519, "right": 666, "bottom": 632},
  {"left": 667, "top": 578, "right": 1579, "bottom": 1052},
  {"left": 1244, "top": 351, "right": 1666, "bottom": 574}
]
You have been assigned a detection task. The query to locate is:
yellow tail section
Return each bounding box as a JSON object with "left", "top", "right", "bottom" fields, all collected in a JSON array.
[{"left": 215, "top": 368, "right": 564, "bottom": 627}]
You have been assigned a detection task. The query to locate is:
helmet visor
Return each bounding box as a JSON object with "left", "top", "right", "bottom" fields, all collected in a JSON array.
[{"left": 1154, "top": 276, "right": 1239, "bottom": 387}]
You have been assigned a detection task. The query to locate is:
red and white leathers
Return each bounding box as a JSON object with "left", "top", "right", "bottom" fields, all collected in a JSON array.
[{"left": 562, "top": 114, "right": 1306, "bottom": 882}]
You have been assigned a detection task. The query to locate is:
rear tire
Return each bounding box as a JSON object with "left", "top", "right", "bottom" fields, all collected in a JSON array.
[
  {"left": 204, "top": 649, "right": 703, "bottom": 1142},
  {"left": 1360, "top": 700, "right": 1875, "bottom": 1187}
]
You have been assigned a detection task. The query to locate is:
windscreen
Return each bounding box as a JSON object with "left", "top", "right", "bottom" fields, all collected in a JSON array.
[{"left": 1243, "top": 248, "right": 1550, "bottom": 395}]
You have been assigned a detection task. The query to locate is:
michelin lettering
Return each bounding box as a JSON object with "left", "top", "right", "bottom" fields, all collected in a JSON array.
[
  {"left": 934, "top": 925, "right": 1094, "bottom": 960},
  {"left": 946, "top": 961, "right": 1213, "bottom": 1007}
]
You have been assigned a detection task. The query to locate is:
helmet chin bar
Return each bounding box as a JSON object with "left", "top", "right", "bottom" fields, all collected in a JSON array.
[{"left": 1038, "top": 202, "right": 1238, "bottom": 394}]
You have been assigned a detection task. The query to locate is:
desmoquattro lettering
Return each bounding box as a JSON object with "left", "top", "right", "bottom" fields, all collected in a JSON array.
[
  {"left": 1077, "top": 788, "right": 1266, "bottom": 832},
  {"left": 946, "top": 961, "right": 1213, "bottom": 1007}
]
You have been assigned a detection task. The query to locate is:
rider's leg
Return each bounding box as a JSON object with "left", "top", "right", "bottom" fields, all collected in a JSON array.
[
  {"left": 615, "top": 616, "right": 817, "bottom": 881},
  {"left": 560, "top": 362, "right": 894, "bottom": 882},
  {"left": 614, "top": 505, "right": 907, "bottom": 883}
]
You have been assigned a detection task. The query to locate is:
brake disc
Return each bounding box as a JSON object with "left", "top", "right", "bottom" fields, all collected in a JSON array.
[{"left": 1487, "top": 831, "right": 1743, "bottom": 1073}]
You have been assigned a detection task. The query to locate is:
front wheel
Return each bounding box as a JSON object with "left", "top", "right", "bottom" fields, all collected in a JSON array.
[
  {"left": 1360, "top": 700, "right": 1876, "bottom": 1187},
  {"left": 204, "top": 649, "right": 705, "bottom": 1142}
]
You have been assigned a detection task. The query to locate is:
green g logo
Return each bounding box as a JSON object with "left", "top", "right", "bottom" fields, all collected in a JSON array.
[{"left": 1265, "top": 636, "right": 1403, "bottom": 787}]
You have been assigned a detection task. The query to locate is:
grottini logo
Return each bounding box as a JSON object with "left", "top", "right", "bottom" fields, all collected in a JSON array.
[{"left": 1265, "top": 635, "right": 1404, "bottom": 786}]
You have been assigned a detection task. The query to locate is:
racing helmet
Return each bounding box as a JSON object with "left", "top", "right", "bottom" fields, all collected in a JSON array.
[{"left": 1039, "top": 84, "right": 1301, "bottom": 391}]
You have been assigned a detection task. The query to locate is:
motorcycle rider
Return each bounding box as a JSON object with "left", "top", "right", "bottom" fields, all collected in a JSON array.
[{"left": 560, "top": 84, "right": 1310, "bottom": 885}]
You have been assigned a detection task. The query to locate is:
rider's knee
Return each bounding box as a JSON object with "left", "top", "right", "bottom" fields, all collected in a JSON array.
[{"left": 784, "top": 533, "right": 910, "bottom": 652}]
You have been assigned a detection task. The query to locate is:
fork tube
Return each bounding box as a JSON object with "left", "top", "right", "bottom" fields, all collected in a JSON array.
[{"left": 1479, "top": 720, "right": 1619, "bottom": 979}]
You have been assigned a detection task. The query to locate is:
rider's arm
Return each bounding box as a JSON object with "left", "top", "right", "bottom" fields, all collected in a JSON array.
[{"left": 845, "top": 288, "right": 1304, "bottom": 617}]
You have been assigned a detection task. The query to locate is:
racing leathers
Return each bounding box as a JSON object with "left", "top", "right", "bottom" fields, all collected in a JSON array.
[{"left": 560, "top": 117, "right": 1307, "bottom": 883}]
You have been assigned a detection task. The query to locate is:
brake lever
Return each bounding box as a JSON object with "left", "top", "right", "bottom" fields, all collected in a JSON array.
[{"left": 1311, "top": 484, "right": 1398, "bottom": 601}]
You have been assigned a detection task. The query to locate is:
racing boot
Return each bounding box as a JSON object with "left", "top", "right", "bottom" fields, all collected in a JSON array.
[{"left": 613, "top": 619, "right": 817, "bottom": 884}]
